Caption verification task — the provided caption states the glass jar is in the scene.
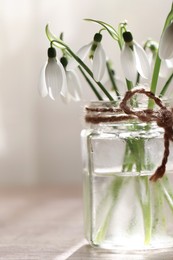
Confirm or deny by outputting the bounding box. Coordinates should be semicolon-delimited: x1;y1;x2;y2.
81;100;173;252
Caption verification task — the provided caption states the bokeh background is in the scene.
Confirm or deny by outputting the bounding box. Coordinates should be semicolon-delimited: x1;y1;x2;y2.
0;0;172;186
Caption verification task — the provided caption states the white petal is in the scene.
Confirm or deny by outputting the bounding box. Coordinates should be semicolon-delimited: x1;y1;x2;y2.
38;63;48;97
92;43;106;82
45;58;65;100
159;60;171;78
146;50;153;67
66;42;92;70
120;45;137;83
133;41;150;79
159;22;173;59
165;58;173;68
77;42;92;60
65;70;82;101
60;79;71;103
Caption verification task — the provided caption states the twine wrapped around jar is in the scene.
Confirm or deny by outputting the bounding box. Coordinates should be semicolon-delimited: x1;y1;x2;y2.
85;88;173;182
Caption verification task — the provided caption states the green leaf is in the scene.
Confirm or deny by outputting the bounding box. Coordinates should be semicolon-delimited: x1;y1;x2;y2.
84;18;119;40
45;24;66;49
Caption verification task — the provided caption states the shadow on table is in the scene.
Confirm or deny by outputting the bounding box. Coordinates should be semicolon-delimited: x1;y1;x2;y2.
68;244;173;260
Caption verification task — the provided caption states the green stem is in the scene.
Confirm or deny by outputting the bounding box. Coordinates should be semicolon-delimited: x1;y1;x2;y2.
122;143;134;172
152;182;166;234
50;39;114;101
123;133;153;245
135;72;140;86
159;71;173;97
126;79;133;90
160;175;173;213
148;55;161;108
65;45;114;101
78;66;103;100
123;138;146;173
97;82;114;101
94;177;125;243
149;3;173;107
136;176;152;245
106;61;120;98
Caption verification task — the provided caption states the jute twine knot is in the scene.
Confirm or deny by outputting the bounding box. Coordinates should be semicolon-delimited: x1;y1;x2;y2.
120;88;173;182
85;88;173;182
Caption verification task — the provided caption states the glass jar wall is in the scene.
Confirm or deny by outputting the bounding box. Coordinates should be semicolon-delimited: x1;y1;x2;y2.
81;101;173;251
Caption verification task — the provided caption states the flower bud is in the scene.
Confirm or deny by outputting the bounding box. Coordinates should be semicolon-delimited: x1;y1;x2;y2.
123;31;133;43
48;47;56;58
94;33;102;42
60;57;68;68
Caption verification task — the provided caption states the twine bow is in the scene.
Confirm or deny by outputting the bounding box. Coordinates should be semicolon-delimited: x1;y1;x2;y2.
85;88;173;182
120;88;173;182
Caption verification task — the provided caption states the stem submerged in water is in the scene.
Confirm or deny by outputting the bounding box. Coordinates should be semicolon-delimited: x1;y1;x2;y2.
94;177;124;243
136;176;152;245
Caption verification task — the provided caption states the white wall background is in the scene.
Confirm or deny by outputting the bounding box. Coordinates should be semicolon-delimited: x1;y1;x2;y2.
0;0;172;186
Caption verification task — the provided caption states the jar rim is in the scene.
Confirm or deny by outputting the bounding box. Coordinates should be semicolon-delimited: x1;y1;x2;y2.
84;96;173;125
87;96;173;107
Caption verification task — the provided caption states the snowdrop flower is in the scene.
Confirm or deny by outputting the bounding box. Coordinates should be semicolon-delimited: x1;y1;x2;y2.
38;47;81;103
145;40;158;67
146;40;173;78
160;59;173;78
120;31;150;83
60;57;82;103
67;33;106;82
38;47;66;100
159;22;173;60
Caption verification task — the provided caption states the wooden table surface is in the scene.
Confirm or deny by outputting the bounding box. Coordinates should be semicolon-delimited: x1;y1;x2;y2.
0;186;173;260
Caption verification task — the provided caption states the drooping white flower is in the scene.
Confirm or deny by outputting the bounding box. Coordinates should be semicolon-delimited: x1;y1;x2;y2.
38;48;81;103
160;59;173;77
159;22;173;60
61;70;82;103
146;41;173;78
67;33;106;82
120;31;150;83
92;42;106;82
38;47;66;100
38;63;48;98
60;57;82;103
